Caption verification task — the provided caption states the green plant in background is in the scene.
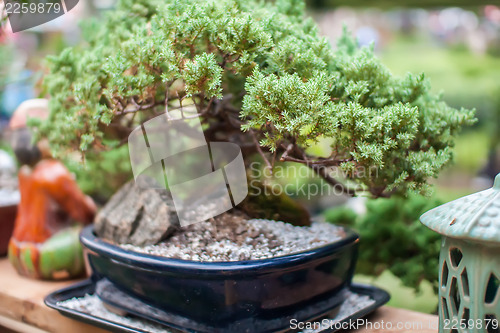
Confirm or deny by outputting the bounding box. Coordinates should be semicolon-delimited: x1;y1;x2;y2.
37;0;474;211
325;194;443;292
63;146;132;203
0;42;13;127
481;88;500;179
307;0;494;8
0;42;12;89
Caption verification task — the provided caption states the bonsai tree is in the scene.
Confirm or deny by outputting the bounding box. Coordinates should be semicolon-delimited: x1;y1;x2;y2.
38;0;475;225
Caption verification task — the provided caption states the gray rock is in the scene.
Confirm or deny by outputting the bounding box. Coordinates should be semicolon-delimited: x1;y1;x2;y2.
95;179;179;246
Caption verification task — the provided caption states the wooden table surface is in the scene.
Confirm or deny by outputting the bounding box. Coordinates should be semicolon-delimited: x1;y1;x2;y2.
0;258;438;333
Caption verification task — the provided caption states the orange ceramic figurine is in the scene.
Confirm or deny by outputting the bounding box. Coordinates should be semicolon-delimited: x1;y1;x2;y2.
7;99;96;279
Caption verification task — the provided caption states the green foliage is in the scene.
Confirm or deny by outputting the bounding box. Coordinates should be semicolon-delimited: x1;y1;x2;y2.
306;0;494;8
242;70;335;149
325;195;443;292
39;0;475;199
63;146;132;201
184;53;222;99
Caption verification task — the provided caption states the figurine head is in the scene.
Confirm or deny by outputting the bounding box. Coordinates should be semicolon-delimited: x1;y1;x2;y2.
8;99;50;166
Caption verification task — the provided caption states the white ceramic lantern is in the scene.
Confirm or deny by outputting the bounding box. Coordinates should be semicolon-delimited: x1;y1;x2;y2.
420;174;500;333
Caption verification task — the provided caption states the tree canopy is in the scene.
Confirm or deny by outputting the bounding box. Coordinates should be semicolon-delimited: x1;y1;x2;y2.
38;0;476;199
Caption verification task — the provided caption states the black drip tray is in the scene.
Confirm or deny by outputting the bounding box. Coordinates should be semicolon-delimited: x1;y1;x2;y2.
96;278;351;333
45;279;390;333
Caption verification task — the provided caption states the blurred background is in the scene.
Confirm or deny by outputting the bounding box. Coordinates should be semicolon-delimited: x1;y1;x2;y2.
1;0;500;314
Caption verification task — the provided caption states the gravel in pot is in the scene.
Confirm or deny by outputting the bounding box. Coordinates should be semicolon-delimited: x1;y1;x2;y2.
81;215;358;332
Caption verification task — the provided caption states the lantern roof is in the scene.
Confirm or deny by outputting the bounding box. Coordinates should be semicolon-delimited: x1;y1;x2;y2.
420;174;500;243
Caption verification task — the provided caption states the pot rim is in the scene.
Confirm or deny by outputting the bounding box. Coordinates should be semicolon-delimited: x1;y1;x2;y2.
80;224;359;274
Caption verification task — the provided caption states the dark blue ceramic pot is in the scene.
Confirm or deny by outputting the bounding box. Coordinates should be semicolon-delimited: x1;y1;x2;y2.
80;225;359;332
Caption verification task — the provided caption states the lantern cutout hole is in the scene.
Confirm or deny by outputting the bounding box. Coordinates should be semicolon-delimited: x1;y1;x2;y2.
450;248;463;268
462;307;470;322
450;277;461;316
442;297;450;320
485;314;499;333
461;268;470;297
485;273;500;304
442;261;449;288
